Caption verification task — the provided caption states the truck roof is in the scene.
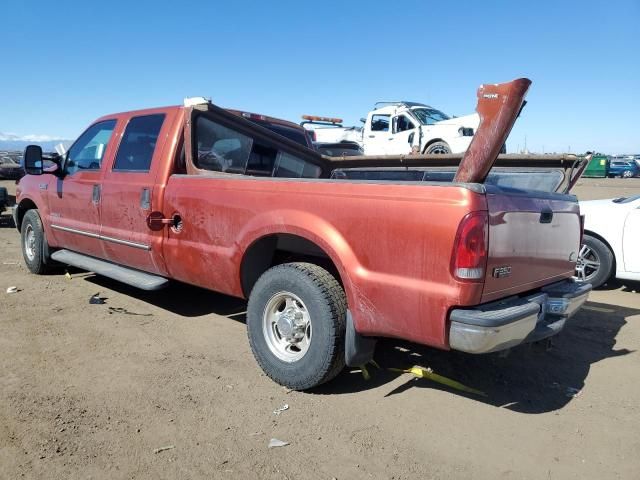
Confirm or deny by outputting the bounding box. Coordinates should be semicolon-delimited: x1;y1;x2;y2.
372;101;439;114
93;104;312;148
373;101;430;109
95;105;303;131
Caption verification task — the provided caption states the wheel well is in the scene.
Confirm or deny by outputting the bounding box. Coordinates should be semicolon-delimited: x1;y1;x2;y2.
240;233;342;298
423;138;446;152
16;199;38;231
584;229;616;271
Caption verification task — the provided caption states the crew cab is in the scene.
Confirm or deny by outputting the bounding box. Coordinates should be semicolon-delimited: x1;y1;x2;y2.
301;100;480;156
14;79;590;390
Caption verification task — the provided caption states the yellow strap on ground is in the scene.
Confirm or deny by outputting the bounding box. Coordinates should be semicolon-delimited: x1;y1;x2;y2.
389;366;487;397
355;360;380;380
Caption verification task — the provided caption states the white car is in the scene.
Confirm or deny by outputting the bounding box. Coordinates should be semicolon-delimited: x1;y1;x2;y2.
302;101;481;156
577;195;640;287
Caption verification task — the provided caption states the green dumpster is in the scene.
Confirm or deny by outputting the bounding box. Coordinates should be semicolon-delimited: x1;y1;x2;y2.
582;154;608;178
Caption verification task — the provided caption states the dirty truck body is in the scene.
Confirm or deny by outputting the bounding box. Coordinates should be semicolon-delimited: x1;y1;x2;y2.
15;79;590;389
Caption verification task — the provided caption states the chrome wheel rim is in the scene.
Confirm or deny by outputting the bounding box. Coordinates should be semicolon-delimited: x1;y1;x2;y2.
428;144;450;154
24;224;36;261
575;244;600;282
262;291;312;362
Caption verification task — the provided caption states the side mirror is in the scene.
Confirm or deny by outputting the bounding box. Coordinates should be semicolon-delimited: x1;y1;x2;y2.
24;145;44;175
408;132;415;144
360;118;366;124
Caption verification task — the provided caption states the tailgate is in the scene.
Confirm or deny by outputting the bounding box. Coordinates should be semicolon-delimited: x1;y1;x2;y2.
482;186;581;303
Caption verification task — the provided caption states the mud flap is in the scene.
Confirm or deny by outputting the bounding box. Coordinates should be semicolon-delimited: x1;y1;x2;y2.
345;310;377;367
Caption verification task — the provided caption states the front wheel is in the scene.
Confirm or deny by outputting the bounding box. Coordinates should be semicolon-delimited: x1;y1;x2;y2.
575;234;614;288
622;170;633;178
246;262;347;390
20;209;52;274
424;141;451;154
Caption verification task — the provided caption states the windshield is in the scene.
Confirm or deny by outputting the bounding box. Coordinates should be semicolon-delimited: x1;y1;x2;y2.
411;108;451;125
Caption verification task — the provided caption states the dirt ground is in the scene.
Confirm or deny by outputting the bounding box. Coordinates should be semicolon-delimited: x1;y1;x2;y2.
1;178;639;480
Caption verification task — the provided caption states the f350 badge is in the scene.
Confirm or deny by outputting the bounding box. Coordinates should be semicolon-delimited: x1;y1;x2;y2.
492;266;512;278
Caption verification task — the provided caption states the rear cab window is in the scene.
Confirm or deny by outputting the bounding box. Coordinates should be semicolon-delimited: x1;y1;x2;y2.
113;114;165;172
370;114;390;132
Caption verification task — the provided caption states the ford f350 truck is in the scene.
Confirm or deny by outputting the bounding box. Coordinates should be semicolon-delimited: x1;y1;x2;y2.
14;79;591;390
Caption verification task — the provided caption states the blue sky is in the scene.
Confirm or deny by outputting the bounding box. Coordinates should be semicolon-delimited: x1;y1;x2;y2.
1;0;638;154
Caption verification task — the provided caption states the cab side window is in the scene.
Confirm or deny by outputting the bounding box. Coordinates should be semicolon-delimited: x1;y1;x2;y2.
370;114;390;132
394;115;415;133
113;114;165;172
194;116;253;173
192;114;322;178
65;120;116;175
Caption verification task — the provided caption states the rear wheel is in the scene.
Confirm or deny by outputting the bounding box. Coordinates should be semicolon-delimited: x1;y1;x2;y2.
424;141;451;154
575;234;614;288
246;262;347;390
21;209;52;274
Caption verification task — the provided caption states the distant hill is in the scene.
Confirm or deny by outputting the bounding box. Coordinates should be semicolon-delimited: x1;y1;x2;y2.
0;132;71;152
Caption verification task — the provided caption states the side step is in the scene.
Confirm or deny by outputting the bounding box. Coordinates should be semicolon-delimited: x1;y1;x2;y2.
51;249;169;291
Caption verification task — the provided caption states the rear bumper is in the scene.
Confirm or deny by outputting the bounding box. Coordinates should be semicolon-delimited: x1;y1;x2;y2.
448;280;591;354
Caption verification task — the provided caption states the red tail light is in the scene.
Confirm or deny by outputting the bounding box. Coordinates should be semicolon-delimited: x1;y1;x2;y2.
451;211;488;281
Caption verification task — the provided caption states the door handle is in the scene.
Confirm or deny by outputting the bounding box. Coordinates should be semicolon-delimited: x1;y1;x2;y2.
388;138;394;141
92;184;101;204
140;188;151;210
368;135;375;138
539;209;554;224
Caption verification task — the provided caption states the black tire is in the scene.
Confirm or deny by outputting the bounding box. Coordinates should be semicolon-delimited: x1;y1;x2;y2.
0;187;7;209
20;209;52;274
424;141;451;154
575;234;614;289
247;262;347;390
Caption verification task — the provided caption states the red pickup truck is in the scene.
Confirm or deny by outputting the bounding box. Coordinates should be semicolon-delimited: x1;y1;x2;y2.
14;79;591;390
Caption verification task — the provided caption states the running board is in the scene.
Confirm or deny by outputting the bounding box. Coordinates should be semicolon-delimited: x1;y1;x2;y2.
51;249;169;291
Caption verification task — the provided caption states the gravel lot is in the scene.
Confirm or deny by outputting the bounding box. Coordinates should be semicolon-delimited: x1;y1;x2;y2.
1;178;639;479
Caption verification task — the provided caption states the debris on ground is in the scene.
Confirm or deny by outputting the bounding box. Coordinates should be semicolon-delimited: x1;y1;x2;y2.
107;306;152;316
389;366;486;397
64;271;72;280
273;404;289;415
268;438;289;448
89;293;107;305
565;387;583;398
153;445;175;454
6;286;18;294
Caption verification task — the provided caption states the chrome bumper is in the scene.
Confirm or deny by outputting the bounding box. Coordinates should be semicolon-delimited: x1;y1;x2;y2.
449;280;591;354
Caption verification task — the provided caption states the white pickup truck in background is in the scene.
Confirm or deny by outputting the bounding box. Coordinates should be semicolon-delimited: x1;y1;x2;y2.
302;101;482;155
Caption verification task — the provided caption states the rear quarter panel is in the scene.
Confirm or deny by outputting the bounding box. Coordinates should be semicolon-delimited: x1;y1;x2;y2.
162;176;487;348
